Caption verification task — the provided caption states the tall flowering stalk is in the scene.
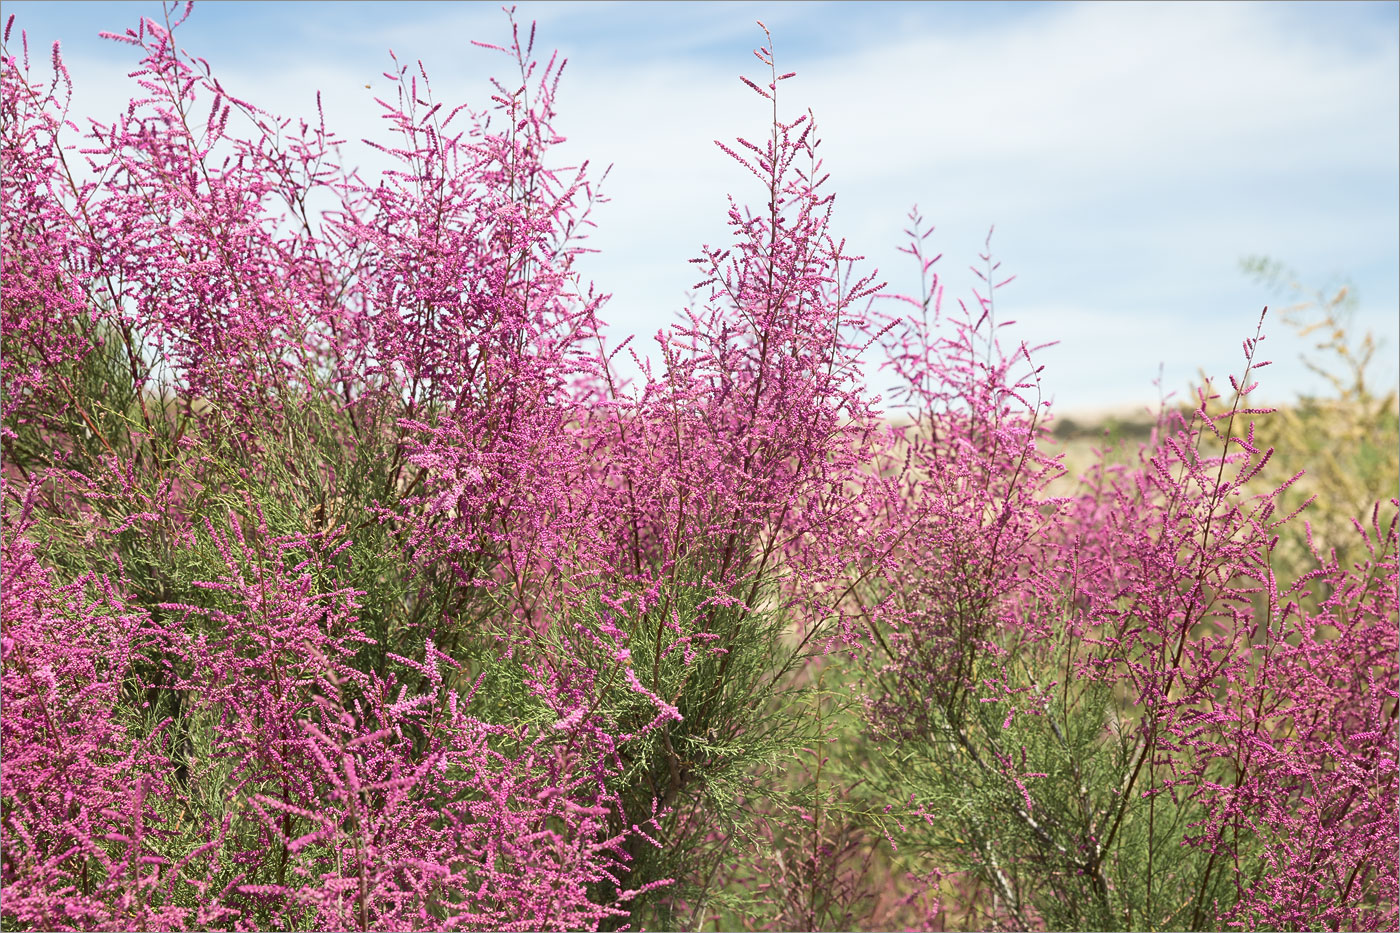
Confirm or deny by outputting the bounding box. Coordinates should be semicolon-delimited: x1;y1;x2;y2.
552;24;892;926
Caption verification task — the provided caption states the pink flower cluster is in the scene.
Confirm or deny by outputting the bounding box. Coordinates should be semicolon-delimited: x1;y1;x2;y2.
2;5;1394;931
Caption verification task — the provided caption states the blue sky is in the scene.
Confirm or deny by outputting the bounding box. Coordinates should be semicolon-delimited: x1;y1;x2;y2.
6;1;1398;414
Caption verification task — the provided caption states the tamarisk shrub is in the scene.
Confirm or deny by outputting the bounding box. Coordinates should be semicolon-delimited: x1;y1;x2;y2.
1;5;885;930
543;24;896;927
3;3;1396;931
852;215;1398;930
1;6;663;929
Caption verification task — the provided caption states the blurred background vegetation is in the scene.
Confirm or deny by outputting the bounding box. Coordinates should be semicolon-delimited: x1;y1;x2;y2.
1047;257;1398;581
